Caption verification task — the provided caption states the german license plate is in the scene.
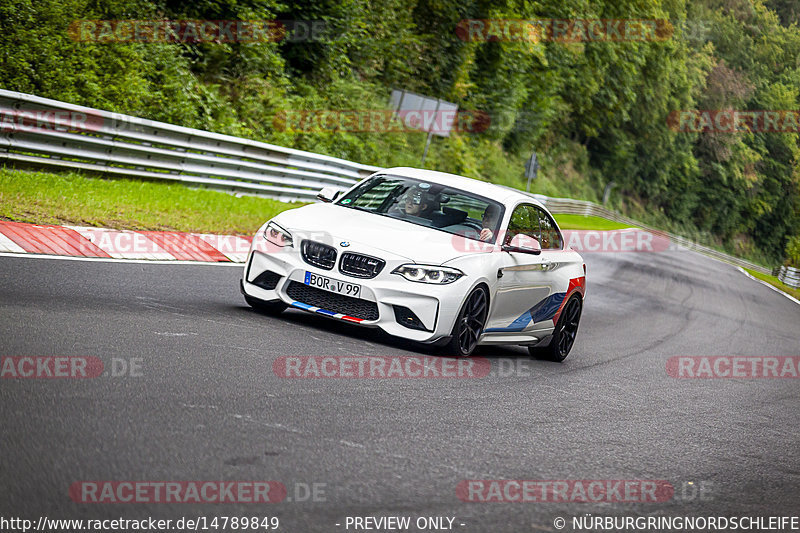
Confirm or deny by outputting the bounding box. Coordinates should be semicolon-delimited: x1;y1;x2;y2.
304;271;362;299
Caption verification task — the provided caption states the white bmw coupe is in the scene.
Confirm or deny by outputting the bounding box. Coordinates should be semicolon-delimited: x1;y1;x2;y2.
241;167;586;360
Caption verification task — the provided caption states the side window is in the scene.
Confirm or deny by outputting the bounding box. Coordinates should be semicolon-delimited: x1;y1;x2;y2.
533;206;563;249
505;204;540;244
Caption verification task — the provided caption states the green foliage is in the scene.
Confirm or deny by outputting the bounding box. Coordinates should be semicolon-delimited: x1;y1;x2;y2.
1;0;799;264
786;235;800;267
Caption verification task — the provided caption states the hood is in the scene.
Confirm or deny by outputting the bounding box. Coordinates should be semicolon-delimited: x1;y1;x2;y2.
273;203;492;264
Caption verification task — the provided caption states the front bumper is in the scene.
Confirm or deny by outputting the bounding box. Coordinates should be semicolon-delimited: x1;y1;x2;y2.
241;242;468;344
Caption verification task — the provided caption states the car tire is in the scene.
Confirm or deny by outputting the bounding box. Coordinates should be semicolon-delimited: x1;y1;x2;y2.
444;286;489;357
529;294;582;362
244;295;287;316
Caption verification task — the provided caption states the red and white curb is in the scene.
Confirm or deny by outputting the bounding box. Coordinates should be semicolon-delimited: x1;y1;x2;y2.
0;221;251;263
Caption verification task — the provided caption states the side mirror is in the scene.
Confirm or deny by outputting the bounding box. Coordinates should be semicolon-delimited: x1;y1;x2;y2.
317;186;340;203
502;233;542;255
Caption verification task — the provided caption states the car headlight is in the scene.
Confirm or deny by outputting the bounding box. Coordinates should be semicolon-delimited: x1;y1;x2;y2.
392;264;464;284
264;221;293;247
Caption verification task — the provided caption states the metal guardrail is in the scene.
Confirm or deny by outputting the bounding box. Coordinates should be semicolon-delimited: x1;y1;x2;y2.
0;89;380;202
778;266;800;288
0;90;775;275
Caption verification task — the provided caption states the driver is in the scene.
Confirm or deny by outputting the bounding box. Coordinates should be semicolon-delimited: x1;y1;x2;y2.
391;187;437;218
480;203;501;241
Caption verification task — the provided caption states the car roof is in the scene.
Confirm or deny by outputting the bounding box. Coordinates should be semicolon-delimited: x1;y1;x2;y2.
374;167;546;209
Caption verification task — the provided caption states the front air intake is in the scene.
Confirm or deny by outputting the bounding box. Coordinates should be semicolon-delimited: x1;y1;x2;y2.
339;253;385;279
301;240;337;270
252;270;281;290
287;281;379;321
393;305;430;331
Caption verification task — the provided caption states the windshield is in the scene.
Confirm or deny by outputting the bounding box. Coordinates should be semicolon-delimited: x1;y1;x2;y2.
336;175;505;244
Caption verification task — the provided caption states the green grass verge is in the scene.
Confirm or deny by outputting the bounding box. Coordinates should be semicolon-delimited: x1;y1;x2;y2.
743;268;800;300
553;214;637;231
0;167;304;235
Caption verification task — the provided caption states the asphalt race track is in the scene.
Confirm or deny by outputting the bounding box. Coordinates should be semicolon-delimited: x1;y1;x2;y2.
1;247;799;532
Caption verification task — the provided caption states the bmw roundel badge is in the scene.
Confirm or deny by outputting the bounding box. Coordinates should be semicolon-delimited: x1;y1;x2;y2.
340;241;350;247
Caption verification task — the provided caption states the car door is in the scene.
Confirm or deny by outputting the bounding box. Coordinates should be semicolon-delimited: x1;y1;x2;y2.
485;203;561;332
